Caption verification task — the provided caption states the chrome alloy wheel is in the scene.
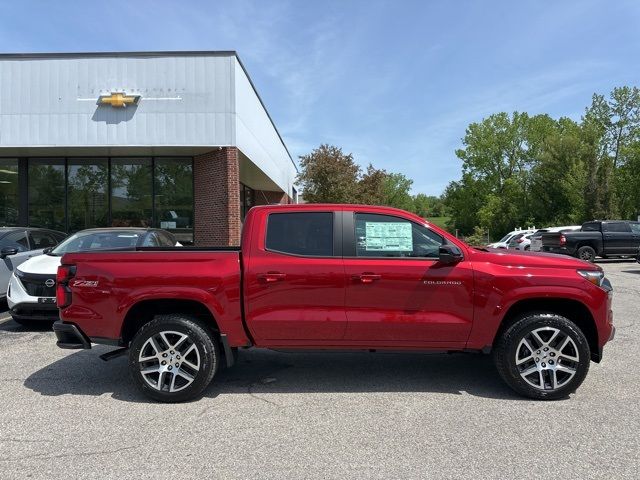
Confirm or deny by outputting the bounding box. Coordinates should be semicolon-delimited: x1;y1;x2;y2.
138;331;201;393
515;327;579;391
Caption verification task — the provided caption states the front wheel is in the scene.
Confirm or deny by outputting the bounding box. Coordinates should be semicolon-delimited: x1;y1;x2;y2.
493;313;590;400
128;314;219;402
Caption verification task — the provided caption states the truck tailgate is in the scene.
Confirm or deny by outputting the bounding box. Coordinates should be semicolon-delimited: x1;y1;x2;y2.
541;232;563;248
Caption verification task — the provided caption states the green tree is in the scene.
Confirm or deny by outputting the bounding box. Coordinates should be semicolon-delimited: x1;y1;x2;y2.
382;173;414;210
357;164;387;204
446;112;555;236
297;144;361;203
584;86;640;218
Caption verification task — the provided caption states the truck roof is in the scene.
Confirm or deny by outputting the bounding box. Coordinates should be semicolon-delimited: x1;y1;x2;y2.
251;203;431;223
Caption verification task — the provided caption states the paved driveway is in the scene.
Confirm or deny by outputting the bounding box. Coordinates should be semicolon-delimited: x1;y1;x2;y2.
0;261;638;479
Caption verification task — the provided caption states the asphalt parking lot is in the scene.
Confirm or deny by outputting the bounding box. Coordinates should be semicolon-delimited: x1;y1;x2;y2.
0;260;638;479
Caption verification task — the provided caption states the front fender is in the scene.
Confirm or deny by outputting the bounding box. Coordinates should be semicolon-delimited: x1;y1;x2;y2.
466;284;601;350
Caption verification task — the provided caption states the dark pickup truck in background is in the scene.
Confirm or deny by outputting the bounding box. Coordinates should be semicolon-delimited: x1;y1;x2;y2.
542;220;640;262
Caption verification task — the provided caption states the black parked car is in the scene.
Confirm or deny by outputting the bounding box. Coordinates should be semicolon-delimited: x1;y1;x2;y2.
541;220;640;262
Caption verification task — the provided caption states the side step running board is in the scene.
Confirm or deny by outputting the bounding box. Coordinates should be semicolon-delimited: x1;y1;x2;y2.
99;347;129;362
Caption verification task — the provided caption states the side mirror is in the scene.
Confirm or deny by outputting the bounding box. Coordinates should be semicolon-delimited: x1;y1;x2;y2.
438;244;463;264
0;247;19;259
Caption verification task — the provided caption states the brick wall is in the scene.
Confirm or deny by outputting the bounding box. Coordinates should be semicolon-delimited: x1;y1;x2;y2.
193;147;241;246
254;190;291;205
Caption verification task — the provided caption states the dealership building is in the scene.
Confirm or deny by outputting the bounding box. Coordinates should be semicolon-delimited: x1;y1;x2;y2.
0;51;298;245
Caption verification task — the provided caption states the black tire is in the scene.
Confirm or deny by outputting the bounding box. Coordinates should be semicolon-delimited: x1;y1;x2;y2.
576;245;596;262
493;313;590;400
128;314;219;403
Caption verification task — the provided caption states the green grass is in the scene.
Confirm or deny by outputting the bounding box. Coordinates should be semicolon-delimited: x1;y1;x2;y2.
425;216;451;230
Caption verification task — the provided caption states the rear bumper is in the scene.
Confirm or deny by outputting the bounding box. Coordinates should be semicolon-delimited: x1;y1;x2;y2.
53;321;92;349
542;246;573;256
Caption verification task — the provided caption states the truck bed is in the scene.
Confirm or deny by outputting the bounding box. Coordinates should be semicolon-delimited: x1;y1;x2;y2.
59;248;248;345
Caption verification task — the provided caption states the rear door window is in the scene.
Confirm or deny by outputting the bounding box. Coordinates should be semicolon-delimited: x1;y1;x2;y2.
266;212;333;256
582;222;601;232
29;231;59;249
157;232;176;246
628;223;640;234
52;231;67;243
141;232;161;247
603;222;631;233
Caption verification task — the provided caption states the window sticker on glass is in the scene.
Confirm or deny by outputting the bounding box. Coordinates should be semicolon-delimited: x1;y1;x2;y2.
365;222;413;251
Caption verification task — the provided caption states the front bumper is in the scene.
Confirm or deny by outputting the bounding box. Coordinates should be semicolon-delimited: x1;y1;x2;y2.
53;321;92;349
10;303;59;322
7;273;59;321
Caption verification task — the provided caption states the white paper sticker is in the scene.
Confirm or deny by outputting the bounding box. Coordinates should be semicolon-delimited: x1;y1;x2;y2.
160;221;177;229
365;222;413;251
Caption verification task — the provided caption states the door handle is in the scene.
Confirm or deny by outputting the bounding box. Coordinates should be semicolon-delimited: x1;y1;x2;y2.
353;273;381;284
257;272;287;283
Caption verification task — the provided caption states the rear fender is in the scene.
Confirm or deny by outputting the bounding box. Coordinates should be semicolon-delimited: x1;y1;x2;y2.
118;287;249;346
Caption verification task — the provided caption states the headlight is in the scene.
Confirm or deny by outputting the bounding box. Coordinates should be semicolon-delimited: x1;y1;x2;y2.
577;270;605;287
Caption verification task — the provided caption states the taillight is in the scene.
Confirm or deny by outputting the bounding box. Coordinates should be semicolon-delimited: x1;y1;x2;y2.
516;238;524;244
559;234;566;246
56;265;76;309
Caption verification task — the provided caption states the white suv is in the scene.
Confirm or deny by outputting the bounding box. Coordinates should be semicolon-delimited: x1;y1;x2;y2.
7;228;178;325
487;228;536;249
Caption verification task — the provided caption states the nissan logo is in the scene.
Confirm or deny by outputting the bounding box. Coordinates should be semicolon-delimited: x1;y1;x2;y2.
45;279;55;288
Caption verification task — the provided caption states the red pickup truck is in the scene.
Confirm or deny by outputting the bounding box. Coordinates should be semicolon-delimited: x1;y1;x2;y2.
53;204;615;402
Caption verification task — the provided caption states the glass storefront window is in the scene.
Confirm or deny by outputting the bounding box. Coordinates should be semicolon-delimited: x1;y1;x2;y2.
111;158;152;227
154;158;193;243
67;158;109;231
0;159;19;226
28;158;65;231
240;184;255;220
11;157;194;234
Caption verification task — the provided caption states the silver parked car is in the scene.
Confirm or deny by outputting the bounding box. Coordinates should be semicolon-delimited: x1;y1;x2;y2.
0;227;66;299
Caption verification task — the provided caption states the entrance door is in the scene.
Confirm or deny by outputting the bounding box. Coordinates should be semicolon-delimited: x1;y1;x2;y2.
244;210;347;343
343;212;474;345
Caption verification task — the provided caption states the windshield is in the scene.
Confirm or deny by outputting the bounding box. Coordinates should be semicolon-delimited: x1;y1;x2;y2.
50;230;142;256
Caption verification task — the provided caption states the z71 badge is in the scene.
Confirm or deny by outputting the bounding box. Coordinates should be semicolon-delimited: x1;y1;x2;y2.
71;280;99;288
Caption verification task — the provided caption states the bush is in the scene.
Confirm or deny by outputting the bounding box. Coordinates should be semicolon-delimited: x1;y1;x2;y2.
463;226;489;247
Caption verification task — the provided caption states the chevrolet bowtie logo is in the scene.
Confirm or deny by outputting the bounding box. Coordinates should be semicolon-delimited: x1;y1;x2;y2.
99;92;140;108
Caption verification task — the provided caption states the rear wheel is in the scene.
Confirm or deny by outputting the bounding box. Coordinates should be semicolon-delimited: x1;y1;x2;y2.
128;314;219;403
493;313;590;400
576;245;596;262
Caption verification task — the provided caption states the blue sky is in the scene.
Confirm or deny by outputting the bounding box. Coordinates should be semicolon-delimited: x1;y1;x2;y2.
1;0;639;195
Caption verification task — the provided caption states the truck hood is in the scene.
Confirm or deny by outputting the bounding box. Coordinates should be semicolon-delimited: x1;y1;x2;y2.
471;247;598;270
15;253;61;275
